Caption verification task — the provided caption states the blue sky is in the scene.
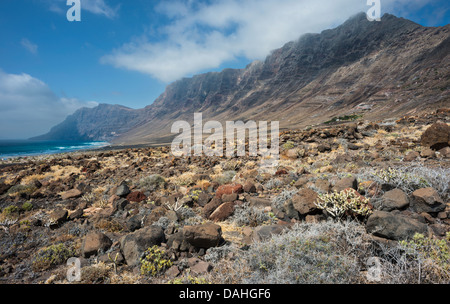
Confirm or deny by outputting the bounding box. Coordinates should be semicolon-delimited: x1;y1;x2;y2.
0;0;448;139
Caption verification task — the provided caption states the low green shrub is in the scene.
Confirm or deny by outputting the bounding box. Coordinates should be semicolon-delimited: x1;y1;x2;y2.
21;202;33;212
140;245;173;277
398;233;450;283
32;243;75;272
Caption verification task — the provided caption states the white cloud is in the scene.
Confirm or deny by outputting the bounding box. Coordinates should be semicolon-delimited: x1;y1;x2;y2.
83;0;120;19
101;0;368;82
21;38;38;55
0;70;98;139
101;0;436;83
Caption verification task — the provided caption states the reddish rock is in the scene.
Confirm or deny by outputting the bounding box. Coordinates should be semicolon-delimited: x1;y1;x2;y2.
291;188;319;215
222;193;238;202
209;202;236;222
380;189;409;211
144;206;166;225
215;183;243;198
49;208;68;226
202;198;223;219
358;180;381;197
411;187;446;214
404;151;419;162
183;223;223;249
82;231;112;258
314;179;331;193
333;176;358;192
108;195;120;204
420;148;435;158
166;265;181;278
439;146;450;158
190;260;213;275
243;181;256;193
420;122;450;150
68;208;84;220
275;169;288;175
126;191;147;203
60;188;82;200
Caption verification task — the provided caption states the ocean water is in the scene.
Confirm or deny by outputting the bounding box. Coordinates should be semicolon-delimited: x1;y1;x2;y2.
0;140;110;159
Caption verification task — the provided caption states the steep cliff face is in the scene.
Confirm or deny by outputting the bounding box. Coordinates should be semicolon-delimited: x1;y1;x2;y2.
31;104;144;141
35;13;450;144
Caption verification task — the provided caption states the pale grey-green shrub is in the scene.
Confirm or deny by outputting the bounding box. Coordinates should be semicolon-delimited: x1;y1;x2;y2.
271;189;298;210
230;203;275;227
214;171;237;185
357;164;449;199
139;174;166;191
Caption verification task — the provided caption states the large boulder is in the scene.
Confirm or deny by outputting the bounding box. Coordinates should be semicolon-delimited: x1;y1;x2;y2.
183;223;223;249
366;211;428;241
120;226;166;266
411;187;446;214
291;188;319;215
82;231;112;258
379;189;409;211
202;197;223;219
215;183;243;199
420;122;450;150
167;230;192;252
49;208;68;226
209;202;236;222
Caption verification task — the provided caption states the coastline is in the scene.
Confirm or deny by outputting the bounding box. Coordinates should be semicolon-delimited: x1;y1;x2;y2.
0;141;174;168
0;141;112;162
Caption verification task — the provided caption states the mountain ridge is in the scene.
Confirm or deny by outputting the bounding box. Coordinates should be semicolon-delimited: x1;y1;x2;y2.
34;12;450;144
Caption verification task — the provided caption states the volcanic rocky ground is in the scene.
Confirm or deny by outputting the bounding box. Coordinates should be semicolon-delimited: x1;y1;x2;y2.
0;109;449;284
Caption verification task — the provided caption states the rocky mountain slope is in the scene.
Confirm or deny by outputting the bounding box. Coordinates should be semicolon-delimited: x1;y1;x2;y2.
35;13;450;144
31;104;145;142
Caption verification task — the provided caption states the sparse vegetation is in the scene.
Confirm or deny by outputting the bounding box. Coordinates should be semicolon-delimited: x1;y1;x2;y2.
7;184;38;196
230;203;276;227
315;189;373;220
271;189;298;210
79;262;113;284
358;164;449;199
170;172;196;186
139;174;166;191
209;221;369;284
324;114;363;125
264;178;284;190
140;245;173;277
32;243;75;272
398;233;450;283
21;201;33;212
282;141;295;150
213;170;236;185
